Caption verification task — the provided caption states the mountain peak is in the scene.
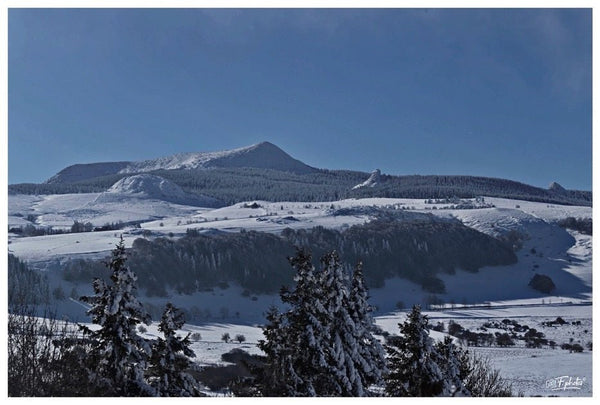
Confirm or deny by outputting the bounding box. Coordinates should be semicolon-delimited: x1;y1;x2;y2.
548;181;566;192
45;142;316;183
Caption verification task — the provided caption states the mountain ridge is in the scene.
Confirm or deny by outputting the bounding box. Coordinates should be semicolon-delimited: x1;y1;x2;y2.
11;142;591;206
46;141;316;184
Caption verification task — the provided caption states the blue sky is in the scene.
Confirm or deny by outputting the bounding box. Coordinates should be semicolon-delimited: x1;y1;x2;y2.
8;8;592;189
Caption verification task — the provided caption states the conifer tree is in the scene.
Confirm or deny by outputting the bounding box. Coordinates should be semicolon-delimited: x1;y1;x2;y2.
348;261;387;390
148;303;202;396
319;252;386;396
257;248;334;396
281;248;331;396
79;236;154;396
257;306;303;396
257;249;385;396
318;251;355;395
435;336;471;396
384;305;445;396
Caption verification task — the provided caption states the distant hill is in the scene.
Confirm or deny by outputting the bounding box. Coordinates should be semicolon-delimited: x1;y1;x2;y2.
9;142;591;206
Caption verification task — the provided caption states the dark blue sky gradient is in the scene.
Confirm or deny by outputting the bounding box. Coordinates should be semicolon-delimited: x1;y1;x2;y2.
8;9;592;189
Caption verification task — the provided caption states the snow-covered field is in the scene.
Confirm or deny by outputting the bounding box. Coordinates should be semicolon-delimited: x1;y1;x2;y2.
8;193;593;396
8;194;592;314
126;301;591;397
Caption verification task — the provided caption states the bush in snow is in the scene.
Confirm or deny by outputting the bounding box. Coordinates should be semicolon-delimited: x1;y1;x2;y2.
528;274;556;294
463;354;513;397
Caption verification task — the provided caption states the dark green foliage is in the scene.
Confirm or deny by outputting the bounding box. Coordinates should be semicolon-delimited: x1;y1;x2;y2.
349;174;591;206
283;220;517;290
197;363;254;392
385;307;513;397
495;333;515;347
384;305;446;396
528;274;556;294
65;219;516;297
561;343;584;353
9;172;129;194
10;165;591;206
71;220;93;233
255;249;385;396
147;303;202;396
8;254;50;308
434;337;471;396
128;230;295;295
62;258;108;284
557;217;592;235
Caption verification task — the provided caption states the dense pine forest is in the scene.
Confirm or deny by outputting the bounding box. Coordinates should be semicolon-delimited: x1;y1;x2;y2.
60;218;516;297
9;166;592;206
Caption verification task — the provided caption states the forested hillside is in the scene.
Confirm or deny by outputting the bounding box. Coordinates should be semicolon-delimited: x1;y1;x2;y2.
62;218;516;297
10;166;591;206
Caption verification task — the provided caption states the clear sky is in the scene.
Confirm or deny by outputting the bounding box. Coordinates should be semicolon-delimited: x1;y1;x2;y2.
8;8;592;190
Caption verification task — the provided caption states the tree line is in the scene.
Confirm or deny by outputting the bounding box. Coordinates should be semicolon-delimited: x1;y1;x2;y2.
10;166;591;206
61;219;516;297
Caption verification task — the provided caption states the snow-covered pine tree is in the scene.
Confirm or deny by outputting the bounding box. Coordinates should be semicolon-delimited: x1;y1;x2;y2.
258;248;331;396
257;249;385;397
384;305;445;397
318;251;386;396
256;306;303;396
434;336;471;396
318;251;355;396
148;303;202;396
348;261;386;391
79;236;154;396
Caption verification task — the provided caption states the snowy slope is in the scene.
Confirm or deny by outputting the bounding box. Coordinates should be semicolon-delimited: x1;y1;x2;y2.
9;195;591;309
95;174;221;207
122;141;316;174
8;192;208;230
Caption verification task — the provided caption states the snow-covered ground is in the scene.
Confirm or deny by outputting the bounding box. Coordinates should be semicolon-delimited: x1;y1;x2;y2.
9;194;592;312
7;193;593;396
125;301;591;397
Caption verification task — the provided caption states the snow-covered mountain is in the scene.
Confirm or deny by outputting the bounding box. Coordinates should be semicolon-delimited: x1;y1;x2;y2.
352;169;381;190
46;142;316;184
94;174;221;207
121;141;315;174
